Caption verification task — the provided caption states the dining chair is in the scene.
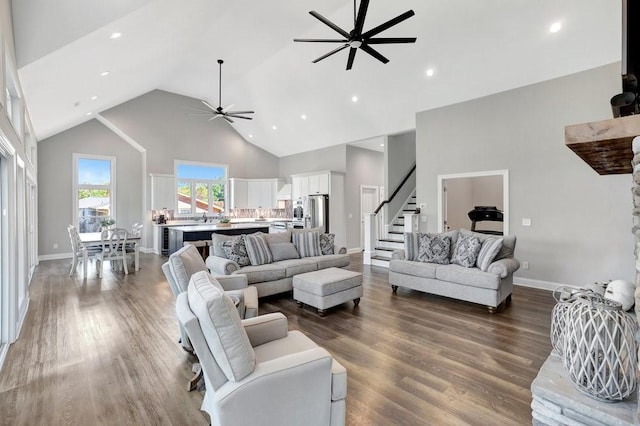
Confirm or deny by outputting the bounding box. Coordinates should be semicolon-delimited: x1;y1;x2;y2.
67;225;89;278
95;228;129;278
125;223;143;271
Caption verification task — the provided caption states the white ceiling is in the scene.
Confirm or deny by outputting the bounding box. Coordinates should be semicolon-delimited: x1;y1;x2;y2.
13;0;621;157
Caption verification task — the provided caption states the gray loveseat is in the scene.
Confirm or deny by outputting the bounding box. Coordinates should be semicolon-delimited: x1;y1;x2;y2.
389;229;520;312
206;227;350;298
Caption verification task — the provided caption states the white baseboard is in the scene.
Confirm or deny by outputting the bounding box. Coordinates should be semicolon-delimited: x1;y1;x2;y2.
39;252;72;261
514;277;577;292
0;343;8;373
347;247;363;254
16;297;29;340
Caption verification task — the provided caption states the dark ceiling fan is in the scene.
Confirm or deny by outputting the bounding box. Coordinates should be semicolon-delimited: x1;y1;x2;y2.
294;0;416;70
186;59;254;123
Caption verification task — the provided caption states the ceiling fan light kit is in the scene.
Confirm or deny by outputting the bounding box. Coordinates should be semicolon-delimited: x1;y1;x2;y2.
294;0;416;70
186;59;254;123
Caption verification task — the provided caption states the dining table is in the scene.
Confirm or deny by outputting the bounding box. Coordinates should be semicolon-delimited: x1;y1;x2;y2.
79;231;142;273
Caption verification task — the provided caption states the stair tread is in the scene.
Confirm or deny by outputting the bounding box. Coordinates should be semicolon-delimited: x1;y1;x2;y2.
378;239;403;243
371;256;390;261
375;247;395;252
388;231;403;234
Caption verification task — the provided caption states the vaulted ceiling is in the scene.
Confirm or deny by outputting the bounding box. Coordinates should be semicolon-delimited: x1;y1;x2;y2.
13;0;620;157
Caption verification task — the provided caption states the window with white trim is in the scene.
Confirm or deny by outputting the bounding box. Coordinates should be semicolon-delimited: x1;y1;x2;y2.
73;154;116;233
175;161;227;215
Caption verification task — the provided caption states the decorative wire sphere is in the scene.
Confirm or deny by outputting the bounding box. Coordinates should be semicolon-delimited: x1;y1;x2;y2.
562;293;638;402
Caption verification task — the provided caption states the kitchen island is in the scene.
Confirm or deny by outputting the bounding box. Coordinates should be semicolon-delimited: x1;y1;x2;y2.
167;222;271;255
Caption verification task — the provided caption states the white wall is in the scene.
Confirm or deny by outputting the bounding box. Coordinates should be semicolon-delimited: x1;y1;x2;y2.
416;62;633;287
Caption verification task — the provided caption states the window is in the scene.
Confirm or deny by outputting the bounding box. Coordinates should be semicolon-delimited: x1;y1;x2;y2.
73;154;116;233
175;161;227;215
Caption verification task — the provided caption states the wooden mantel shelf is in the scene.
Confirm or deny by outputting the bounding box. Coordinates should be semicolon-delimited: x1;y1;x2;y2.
565;115;640;175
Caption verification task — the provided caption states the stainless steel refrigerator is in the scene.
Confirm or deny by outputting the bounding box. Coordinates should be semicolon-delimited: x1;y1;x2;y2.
305;194;329;232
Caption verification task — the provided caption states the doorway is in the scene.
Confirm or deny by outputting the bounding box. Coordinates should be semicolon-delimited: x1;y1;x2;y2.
437;170;509;235
360;185;380;249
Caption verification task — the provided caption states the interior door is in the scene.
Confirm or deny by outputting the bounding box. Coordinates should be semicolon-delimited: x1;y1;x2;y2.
360;186;379;249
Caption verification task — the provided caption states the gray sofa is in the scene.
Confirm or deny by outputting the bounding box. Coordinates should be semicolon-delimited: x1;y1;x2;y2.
206;228;350;298
389;229;520;312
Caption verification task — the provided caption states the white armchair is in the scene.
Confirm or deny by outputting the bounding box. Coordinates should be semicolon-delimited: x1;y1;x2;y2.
176;271;347;426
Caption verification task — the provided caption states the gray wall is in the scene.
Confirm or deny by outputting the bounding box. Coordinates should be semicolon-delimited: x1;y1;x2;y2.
385;131;416;222
416;62;634;286
278;144;346;178
345;146;384;250
38;120;142;256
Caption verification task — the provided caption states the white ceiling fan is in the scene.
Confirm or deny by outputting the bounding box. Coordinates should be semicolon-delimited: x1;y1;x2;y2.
186;59;254;123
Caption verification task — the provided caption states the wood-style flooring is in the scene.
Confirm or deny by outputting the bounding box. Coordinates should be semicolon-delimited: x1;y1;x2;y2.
0;253;555;425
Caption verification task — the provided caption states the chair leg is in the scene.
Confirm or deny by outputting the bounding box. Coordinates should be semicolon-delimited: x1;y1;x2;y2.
135;244;140;272
97;259;102;278
83;251;88;279
69;255;78;277
122;253;128;275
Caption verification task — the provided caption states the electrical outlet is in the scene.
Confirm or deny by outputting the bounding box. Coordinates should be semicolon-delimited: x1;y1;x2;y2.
53;243;58;249
421;215;427;223
522;261;529;270
348;213;352;219
522;218;531;227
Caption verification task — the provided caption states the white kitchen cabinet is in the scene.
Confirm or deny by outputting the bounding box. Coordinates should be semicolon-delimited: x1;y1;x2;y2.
292;176;303;201
229;178;249;209
308;173;329;195
150;173;175;210
231;178;282;209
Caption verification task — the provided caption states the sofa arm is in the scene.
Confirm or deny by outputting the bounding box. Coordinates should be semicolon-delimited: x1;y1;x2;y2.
488;257;521;278
206;255;239;275
214;274;248;291
391;249;406;260
242;313;288;347
338;247;347;254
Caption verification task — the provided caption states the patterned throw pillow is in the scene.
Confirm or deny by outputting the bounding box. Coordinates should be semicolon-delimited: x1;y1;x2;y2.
450;233;482;268
416;234;451;264
244;234;273;266
319;233;335;255
221;236;250;266
292;231;322;258
476;237;504;271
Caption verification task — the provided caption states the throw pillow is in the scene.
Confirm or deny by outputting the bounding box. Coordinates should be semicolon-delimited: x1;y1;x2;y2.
404;232;420;261
244;234;273;266
212;234;237;258
416;234;451;264
319;233;335;255
476;237;504;271
450;233;482;268
221;236;251;267
269;242;300;261
292;231;322;258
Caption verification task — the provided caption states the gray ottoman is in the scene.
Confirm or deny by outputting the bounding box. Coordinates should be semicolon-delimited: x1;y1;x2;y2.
293;267;363;316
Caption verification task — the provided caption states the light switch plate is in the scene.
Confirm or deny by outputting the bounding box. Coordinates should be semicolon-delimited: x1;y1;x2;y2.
522;218;531;227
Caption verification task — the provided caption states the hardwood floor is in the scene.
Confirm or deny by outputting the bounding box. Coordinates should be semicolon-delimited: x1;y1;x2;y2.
0;253;555;425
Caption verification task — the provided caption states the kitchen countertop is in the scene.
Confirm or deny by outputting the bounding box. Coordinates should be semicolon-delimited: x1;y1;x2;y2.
168;223;272;232
154;218;291;227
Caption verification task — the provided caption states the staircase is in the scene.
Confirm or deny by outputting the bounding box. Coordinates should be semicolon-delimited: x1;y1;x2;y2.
370;192;416;268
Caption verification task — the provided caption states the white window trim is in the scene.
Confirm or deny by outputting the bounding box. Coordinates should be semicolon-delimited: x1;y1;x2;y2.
174;160;228;216
72;153;116;231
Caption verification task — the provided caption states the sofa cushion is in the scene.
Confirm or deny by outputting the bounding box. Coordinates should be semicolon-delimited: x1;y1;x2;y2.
435;264;501;290
221;236;251;267
405;230;458;261
212;233;236;258
275;258;318;277
260;230;292;245
451;233;482;268
459;229;516;260
269;242;300;261
417;233;451;264
244;234;273;266
187;271;255;382
293;231;322;258
232;264;287;284
315;254;350;269
476;237;504;271
389;259;439;279
319;233;335;255
168;244;208;292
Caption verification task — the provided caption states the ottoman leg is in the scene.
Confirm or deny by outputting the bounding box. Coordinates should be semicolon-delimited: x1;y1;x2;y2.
318;309;326;317
391;285;398;293
353;298;360;306
296;301;303;308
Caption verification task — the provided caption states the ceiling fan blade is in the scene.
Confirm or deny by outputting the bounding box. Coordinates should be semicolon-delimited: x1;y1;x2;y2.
294;38;348;43
223;116;234;123
226;110;254;115
346;47;358;70
222;104;235;113
360;44;389;64
226;115;253;120
354;0;370;35
183;106;212;113
201;100;218;111
367;37;417;44
312;44;350;63
208;115;222;121
362;10;415;39
309;11;351;39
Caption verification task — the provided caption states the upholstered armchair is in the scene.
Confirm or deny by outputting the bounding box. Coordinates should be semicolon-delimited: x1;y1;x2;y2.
162;244;258;351
176;271;347;426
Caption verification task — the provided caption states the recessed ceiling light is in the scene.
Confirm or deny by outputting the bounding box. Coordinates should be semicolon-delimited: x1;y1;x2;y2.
248;134;253;138
86;112;93;116
272;125;277;130
549;21;562;33
352;95;358;103
100;71;110;77
380;143;385;147
426;68;435;77
110;32;122;39
90;95;98;101
301;114;307;120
